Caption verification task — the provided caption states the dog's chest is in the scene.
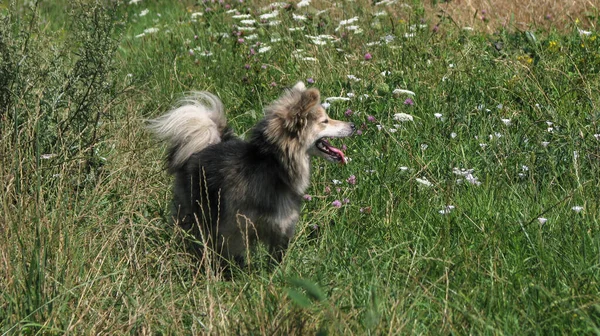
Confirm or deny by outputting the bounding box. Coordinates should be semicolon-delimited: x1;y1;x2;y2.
270;197;300;238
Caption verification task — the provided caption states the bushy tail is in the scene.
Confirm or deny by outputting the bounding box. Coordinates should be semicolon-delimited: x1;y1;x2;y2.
149;92;227;170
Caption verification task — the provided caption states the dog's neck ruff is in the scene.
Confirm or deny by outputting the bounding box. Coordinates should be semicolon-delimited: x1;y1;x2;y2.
249;129;311;196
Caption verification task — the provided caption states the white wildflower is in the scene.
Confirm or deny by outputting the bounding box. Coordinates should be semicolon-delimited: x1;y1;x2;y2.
237;26;256;31
450;132;457;138
347;75;361;82
439;205;456;215
240;19;256;25
541;141;550;147
289;27;305;32
40;154;57;160
501;118;512;126
139;9;149;16
262;2;287;10
434;113;442;119
129;0;142;4
465;174;481;186
325;97;351;102
578;28;592;36
260;11;279;20
321;101;330;108
335;16;359;31
332;179;342;185
393;113;414;122
144;27;159;34
191;12;203;18
538;217;547;225
293;13;307;21
415;177;433;187
392;88;415;96
297;0;311;7
572;206;584;213
232;14;252;19
258;46;271;53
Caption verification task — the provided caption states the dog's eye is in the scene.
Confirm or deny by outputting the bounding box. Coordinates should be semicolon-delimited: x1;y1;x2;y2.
322;119;329;124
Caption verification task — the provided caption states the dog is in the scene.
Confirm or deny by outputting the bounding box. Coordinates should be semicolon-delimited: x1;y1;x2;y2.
150;82;354;266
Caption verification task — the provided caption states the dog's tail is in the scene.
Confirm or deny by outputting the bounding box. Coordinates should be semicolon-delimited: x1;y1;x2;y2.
149;92;227;171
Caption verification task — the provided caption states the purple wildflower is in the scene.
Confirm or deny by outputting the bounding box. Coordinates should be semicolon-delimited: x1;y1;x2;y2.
237;38;245;44
345;109;353;117
332;200;342;208
307;77;315;84
303;194;312;201
404;98;414;106
364;53;372;60
343;198;350;204
347;175;356;185
367;115;376;122
244;64;250;69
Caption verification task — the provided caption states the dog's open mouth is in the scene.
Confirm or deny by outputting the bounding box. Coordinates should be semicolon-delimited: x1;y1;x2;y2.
316;138;346;164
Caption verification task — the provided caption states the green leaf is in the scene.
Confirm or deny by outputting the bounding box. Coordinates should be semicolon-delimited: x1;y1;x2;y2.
288;277;326;302
286;288;312;308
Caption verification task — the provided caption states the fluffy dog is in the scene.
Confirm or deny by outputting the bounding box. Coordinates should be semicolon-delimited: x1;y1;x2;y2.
150;82;354;265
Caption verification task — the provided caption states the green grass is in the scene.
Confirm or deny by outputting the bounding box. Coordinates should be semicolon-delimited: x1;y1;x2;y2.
1;0;599;334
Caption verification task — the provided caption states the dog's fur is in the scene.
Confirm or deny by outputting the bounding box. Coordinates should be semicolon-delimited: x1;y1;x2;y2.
150;82;354;264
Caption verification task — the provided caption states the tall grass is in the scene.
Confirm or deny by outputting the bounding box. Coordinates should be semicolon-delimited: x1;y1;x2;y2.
1;0;599;334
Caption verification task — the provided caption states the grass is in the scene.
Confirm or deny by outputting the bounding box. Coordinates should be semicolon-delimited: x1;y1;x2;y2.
1;0;599;334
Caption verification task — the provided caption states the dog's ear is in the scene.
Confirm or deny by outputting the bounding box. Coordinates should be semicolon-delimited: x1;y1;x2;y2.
279;88;320;134
292;81;306;91
296;88;320;116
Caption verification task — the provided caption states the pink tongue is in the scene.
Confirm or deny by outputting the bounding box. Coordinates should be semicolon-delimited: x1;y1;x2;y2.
326;143;346;164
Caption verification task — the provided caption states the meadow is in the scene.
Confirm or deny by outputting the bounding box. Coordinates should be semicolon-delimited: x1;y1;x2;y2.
1;0;599;334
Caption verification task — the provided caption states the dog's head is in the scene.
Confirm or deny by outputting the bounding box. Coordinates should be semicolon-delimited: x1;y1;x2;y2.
264;82;355;163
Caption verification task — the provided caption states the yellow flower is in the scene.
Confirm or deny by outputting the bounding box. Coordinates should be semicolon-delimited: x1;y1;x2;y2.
517;55;533;64
575;18;580;24
548;40;558;51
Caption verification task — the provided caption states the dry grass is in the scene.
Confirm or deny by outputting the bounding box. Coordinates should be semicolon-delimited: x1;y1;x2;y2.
426;0;598;32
